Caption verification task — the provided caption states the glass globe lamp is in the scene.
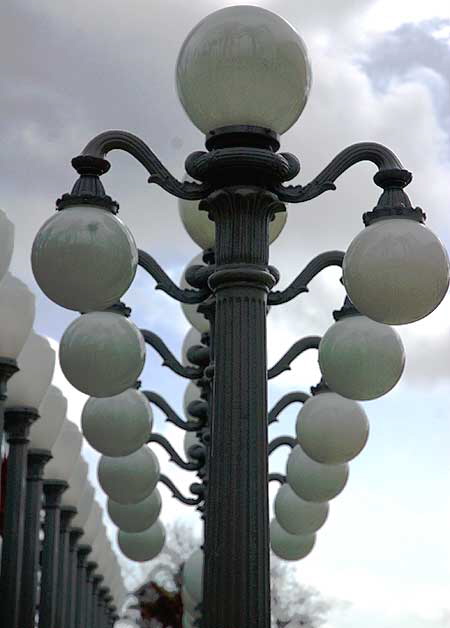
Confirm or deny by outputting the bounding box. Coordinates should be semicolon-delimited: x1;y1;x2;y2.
29;385;67;450
0;273;35;360
176;5;312;134
287;445;349;503
32;205;138;312
6;332;55;409
62;457;88;508
182;587;199;616
98;446;160;505
183;382;202;423
319;313;405;400
118;520;165;562
183;548;203;602
82;388;153;456
184;430;201;461
182;327;202;366
107;489;162;533
343;218;449;325
270;519;315;561
274;484;329;535
296;392;369;464
44;419;82;481
72;482;95;529
81;500;102;545
0;209;14;283
180;254;209;333
59;312;145;397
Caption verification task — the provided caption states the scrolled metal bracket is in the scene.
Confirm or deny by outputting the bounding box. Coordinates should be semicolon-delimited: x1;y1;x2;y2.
268;392;310;425
140;330;202;380
148;434;202;471
268;436;297;456
138;250;210;304
142;391;205;431
268;250;344;305
158;474;203;506
80;130;212;200
268;336;321;379
268;473;286;486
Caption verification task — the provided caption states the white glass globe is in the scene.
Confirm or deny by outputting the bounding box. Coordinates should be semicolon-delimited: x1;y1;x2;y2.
176;5;311;134
59;312;145;397
107;489;162;533
296;392;369;465
183;549;203;602
319;314;405;400
81;500;102;545
62;458;88;507
44;420;82;481
29;385;67;450
343;219;450;325
287;445;349;503
0;273;35;360
98;446;160;505
72;482;95;528
0;210;14;283
183;382;202;423
182;587;199;616
6;332;55;409
274;484;329;535
270;519;315;561
180;254;209;333
182;327;202;366
118;520;165;562
179;176;288;249
32;205;138;312
82;388;153;457
184;431;201;462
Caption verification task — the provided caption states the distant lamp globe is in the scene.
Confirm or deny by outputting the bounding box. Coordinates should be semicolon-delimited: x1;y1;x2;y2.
0;273;35;360
31;205;138;312
180;254;209;333
30;385;67;450
59;311;145;397
0;209;14;283
183;549;203;602
176;5;311;134
296;392;369;464
118;520;165;562
274;484;329;536
319;311;405;400
82;388;153;456
183;382;202;423
287;445;349;503
98;446;160;505
107;489;162;533
270;519;315;561
44;420;83;482
343;218;449;325
182;327;202;366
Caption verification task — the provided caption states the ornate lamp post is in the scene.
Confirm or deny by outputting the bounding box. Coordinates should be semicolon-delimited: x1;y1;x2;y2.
31;6;449;627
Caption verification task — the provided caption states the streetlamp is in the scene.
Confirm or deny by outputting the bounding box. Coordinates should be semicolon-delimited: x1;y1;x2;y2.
31;5;449;627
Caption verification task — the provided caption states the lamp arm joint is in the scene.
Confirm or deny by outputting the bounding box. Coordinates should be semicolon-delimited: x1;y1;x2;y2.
268;336;321;379
140;330;202;380
142;391;205;431
268;392;310;424
268;436;297;456
148;434;202;471
158;474;203;506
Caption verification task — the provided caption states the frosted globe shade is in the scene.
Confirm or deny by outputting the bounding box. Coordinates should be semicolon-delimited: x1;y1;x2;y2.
270;519;315;561
82;388;153;457
44;420;82;481
274;484;329;535
81;500;102;545
183;548;203;602
30;385;67;450
176;5;311;134
182;614;196;628
180;255;209;333
62;458;88;507
182;588;199;616
0;209;14;282
90;525;108;563
118;520;165;562
98;446;160;505
60;312;145;397
184;431;202;461
343;219;449;325
32;205;138;312
0;273;35;360
182;327;202;366
183;382;202;423
179;176;288;249
296;392;369;464
319;314;405;400
6;332;55;409
72;482;95;528
107;489;162;533
287;445;349;502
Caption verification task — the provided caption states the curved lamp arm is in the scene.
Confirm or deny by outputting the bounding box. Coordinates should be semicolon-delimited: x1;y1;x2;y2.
268;251;344;305
142;391;205;431
268;473;286;486
141;330;202;380
268;436;296;456
138;250;210;304
268;392;310;425
147;434;203;471
158;474;203;506
81;130;212;200
273;142;405;203
268;336;321;379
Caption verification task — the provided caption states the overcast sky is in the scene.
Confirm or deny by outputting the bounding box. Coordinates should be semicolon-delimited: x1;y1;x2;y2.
2;1;450;627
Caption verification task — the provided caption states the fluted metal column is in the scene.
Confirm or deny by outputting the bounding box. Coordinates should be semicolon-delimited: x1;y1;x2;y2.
85;561;98;627
55;505;77;627
38;479;68;628
97;586;109;628
92;574;104;628
67;527;83;628
74;544;91;628
0;407;38;628
202;188;284;628
20;448;52;628
0;357;18;505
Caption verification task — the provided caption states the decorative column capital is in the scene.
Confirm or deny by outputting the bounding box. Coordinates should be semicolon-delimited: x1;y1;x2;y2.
69;526;84;548
60;505;77;531
0;357;18;401
4;406;39;443
77;544;91;567
43;479;68;507
27;448;52;479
